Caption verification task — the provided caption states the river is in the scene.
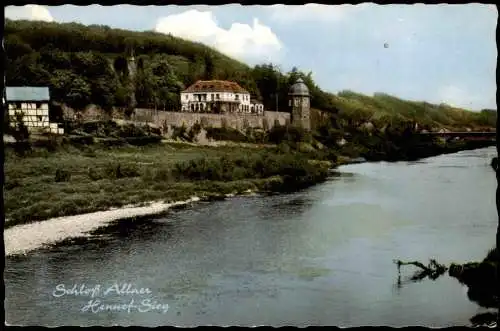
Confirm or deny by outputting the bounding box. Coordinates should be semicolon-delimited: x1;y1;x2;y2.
4;147;498;327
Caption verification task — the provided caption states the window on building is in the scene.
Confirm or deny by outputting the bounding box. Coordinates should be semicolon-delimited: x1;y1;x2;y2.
235;94;239;100
216;94;220;100
36;102;42;109
16;102;21;109
211;94;214;101
185;95;189;100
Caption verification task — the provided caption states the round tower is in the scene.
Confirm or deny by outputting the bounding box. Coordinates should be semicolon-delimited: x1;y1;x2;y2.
288;78;310;130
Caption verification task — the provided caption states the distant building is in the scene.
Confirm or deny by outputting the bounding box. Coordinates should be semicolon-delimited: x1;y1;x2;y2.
288;78;311;130
180;80;264;114
5;86;64;134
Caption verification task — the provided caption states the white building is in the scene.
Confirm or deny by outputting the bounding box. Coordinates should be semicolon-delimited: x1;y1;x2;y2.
5;86;64;134
180;80;264;114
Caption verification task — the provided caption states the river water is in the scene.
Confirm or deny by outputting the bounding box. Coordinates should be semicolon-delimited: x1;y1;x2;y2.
5;147;498;327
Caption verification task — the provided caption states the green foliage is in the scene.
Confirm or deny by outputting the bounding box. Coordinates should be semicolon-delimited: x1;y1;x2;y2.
205;127;249;142
55;168;71;182
171;124;188;140
4;19;494;131
188;122;202;141
171;152;328;190
267;124;311;145
10;112;32;156
103;163;140;179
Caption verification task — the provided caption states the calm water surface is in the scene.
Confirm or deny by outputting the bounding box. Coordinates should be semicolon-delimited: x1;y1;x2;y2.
5;147;498;326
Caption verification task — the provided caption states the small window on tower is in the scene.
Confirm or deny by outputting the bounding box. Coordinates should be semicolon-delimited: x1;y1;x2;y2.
294;99;299;106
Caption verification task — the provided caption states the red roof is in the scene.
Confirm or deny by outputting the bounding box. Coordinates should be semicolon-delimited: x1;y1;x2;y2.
182;80;249;94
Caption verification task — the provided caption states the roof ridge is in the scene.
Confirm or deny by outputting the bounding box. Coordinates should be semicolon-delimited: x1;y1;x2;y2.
182;80;249;94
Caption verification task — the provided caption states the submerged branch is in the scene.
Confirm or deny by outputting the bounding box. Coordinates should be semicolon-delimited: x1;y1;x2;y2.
393;258;448;281
394;249;499;310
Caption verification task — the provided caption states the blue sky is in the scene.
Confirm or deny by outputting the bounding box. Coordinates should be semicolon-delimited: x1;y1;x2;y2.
5;4;498;111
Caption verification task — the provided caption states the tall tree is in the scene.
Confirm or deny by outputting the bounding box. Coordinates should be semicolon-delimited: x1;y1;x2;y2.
203;51;215;80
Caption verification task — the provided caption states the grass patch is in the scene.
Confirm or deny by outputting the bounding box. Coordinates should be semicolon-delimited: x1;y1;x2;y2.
4;142;332;228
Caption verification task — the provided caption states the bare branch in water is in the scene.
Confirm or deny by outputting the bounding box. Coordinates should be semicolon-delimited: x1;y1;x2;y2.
393;258;448;282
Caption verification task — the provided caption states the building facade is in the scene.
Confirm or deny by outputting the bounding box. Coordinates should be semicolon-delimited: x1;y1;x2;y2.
5;86;64;134
180;80;264;115
288;78;311;130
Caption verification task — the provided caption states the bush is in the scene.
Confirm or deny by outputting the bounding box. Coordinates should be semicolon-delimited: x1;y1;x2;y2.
164;151;329;190
32;135;60;152
68;135;94;145
82;146;97;157
188;122;202;141
55;168;71;182
205;127;249;142
152;168;174;182
267;124;311;145
125;136;162;146
88;167;103;180
277;142;291;154
104;163;140;179
5;179;21;190
10;112;32;156
172;124;188;140
118;123;147;137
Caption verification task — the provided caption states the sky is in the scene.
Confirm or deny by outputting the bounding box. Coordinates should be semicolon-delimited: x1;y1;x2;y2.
5;4;498;111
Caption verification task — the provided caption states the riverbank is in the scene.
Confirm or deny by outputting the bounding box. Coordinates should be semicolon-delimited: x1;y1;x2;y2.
339;129;496;162
5;134;493;228
4;141;332;230
4;197;202;256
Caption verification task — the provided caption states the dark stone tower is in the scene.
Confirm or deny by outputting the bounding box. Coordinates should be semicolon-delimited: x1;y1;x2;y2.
288;78;311;130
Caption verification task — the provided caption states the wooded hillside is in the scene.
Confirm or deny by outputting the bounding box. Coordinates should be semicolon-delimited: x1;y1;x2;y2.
4;19;496;130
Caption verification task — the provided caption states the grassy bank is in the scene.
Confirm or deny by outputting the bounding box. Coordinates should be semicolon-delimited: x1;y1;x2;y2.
4;141;331;228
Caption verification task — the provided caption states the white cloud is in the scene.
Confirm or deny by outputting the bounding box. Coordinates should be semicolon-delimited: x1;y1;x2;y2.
5;5;54;22
154;9;283;63
268;4;368;23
